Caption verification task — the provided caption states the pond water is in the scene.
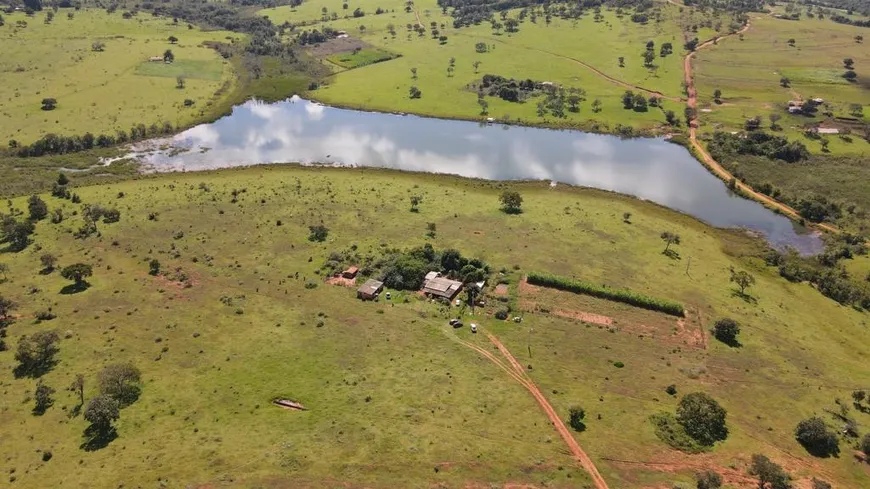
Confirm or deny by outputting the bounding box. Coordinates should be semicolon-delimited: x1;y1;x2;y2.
128;96;822;253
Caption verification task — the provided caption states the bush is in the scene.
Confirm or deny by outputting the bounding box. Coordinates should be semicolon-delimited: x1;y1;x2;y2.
860;433;870;456
308;225;329;242
494;308;510;320
676;392;728;446
696;470;722;489
568;406;586;432
794;417;839;457
666;384;677;396
712;318;740;346
526;272;684;316
649;412;709;453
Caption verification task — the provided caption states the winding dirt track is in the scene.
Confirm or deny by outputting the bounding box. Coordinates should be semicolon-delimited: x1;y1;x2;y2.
682;21;841;234
452;331;610;489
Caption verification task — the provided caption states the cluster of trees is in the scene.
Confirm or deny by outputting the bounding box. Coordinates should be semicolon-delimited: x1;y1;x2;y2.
707;131;809;163
296;27;339;45
621;90;661;112
439;0;662;29
764;236;870;308
533;86;590;118
16;122;177;157
478;74;542;102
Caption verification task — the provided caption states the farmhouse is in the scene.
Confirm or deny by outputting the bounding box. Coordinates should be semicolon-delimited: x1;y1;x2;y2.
357;279;384;300
421;272;463;300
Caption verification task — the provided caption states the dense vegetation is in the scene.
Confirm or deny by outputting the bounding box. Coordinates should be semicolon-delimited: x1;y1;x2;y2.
526;271;685;316
707;132;809;164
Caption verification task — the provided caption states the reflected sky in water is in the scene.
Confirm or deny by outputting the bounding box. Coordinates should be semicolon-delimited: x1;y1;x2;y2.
133;96;822;253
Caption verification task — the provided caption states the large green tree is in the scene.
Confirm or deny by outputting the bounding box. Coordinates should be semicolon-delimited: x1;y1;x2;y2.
98;362;142;406
794;417;839;457
676;392;728;445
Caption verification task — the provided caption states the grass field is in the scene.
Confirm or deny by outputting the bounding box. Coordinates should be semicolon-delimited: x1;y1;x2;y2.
694;13;870;155
0;9;241;145
326;47;398;69
2;166;869;488
261;0;724;132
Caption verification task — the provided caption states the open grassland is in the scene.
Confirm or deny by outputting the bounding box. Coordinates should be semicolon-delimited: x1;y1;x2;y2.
2;166;870;488
694;14;870;155
261;0;722;132
0;9;241;145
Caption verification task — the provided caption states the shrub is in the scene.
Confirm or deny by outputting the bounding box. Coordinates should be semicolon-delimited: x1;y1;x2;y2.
568;406;586;432
526;272;684;316
494;308;510;320
676;392;728;446
696;470;722;489
308;225;329;242
712;318;740;346
794;417;839;457
649;412;708;453
860;433;870;456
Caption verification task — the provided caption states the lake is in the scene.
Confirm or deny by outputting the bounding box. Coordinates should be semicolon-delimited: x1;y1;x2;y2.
127;96;823;253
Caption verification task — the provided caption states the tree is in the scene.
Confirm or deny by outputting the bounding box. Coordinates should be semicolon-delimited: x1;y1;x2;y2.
749;454;791;489
713;88;722;104
729;268;755;296
478;98;489;115
0;262;7;281
24;0;42;11
856;35;864;43
410;195;422;212
34;380;55;414
618;56;625;67
15;330;60;376
70;374;85;406
567;94;581;112
843;57;854;69
660;231;680;253
568;406;586;432
61;263;93;286
57;173;69;185
695;470;722;489
28;195;48;220
853;390;867;403
41;98;58;110
843;70;857;81
176;76;185;89
409;86;422;99
308;225;329;242
91;40;105;52
499;190;523;214
84;394;120;435
0;294;15;323
676;392;728;445
163;49;174;62
643;50;655;68
811;478;831;489
168;35;178;44
591;99;602;113
780;76;790;88
410;67;417;79
794;417;839;457
2;218;35;251
861;433;870;457
99;362;142;406
712;318;740;346
622;212;632;223
472;60;481;73
769;113;781;130
744;116;762;131
40;253;57;272
148;259;161;276
475;42;487;53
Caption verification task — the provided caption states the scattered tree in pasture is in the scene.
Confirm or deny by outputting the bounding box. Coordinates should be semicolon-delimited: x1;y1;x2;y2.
780;76;790;87
695;470;722;489
861;433;870;457
475;42;487;53
0;294;15;322
15;330;60;377
853;390;866;403
308;225;329;242
99;362;142;406
40;253;57;272
478;98;488;115
676;392;728;445
168;35;178;44
787;38;795;46
768;113;781;130
473;60;481;73
568;406;586;432
729;268;755;296
426;222;436;238
665;110;679;126
84;394;120;436
712;318;740;346
61;263;93;286
843;57;854;69
618;56;625;67
149;259;161;276
622;212;632;223
843;70;857;82
713;88;722;103
855;35;863;43
749;454;791;489
591;98;602;113
744;115;762;131
794;417;839;457
409;86;422;99
70;374;85;407
660;231;680;253
410;67;417;79
2;218;35;251
28;195;48;220
163;49;174;62
41;98;57;111
33;380;55;414
410;195;422;212
499;190;523;214
176;76;185;89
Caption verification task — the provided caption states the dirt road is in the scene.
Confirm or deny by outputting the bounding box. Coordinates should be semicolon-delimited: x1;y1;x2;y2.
681;22;841;234
452;331;610;489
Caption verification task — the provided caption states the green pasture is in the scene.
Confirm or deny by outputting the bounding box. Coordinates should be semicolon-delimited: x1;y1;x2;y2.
262;0;720;132
0;9;241;145
693;14;870;155
326;47;397;69
1;166;868;488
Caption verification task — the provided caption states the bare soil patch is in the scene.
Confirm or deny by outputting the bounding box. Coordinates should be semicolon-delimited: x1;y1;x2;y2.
326;275;357;287
305;37;368;57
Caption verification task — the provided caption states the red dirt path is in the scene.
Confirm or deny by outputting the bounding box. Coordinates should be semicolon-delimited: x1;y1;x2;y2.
454;332;610;489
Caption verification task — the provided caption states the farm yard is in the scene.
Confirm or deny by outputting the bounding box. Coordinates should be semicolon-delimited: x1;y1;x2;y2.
2;166;870;488
0;9;240;145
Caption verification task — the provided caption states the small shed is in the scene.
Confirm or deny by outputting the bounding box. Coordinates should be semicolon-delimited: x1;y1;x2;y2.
149;56;164;62
357;279;384;300
342;266;359;279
